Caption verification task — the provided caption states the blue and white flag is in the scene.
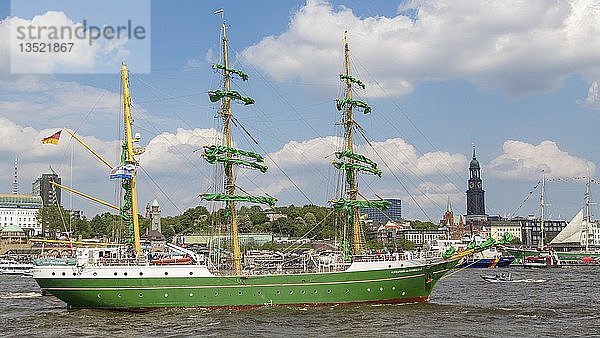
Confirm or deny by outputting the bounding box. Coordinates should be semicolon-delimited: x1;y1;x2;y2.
110;164;136;179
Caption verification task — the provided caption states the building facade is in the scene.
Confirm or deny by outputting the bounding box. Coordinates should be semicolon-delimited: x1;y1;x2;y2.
0;194;43;236
32;171;61;207
146;198;161;232
521;217;567;248
359;198;402;224
441;197;466;240
489;220;522;243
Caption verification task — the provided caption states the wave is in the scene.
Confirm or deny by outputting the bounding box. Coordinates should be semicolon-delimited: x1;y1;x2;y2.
0;292;42;299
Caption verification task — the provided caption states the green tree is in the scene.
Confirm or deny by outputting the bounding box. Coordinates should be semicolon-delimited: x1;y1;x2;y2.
366;239;383;251
88;212;115;238
303;212;317;235
72;217;91;239
411;220;438;230
36;206;69;238
394;238;415;251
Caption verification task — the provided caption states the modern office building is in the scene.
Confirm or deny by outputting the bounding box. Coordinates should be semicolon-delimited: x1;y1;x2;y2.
32;171;61;207
359;198;401;224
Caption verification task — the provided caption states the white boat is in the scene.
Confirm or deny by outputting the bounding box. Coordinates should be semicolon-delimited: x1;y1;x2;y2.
0;259;34;276
480;273;546;283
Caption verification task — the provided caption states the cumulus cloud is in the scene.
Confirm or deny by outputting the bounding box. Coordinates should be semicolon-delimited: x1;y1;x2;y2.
241;0;600;96
3;11;131;74
487;140;595;179
581;80;600;109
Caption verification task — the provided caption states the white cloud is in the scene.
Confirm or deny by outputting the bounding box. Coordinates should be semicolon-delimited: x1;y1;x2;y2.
3;11;130;74
581;80;600;109
241;0;600;96
487;140;595;179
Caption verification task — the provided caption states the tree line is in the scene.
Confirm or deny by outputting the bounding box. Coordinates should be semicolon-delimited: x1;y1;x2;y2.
35;204;439;244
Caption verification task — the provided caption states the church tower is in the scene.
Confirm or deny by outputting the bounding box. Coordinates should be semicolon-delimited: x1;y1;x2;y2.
146;198;161;232
466;145;485;216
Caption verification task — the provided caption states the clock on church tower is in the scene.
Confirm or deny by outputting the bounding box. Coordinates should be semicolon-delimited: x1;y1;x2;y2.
466;146;485;216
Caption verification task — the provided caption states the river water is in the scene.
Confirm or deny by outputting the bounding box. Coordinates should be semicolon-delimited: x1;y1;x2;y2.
1;267;599;337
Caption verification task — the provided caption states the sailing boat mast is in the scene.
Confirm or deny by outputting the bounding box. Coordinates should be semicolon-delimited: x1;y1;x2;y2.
584;175;591;251
342;33;361;255
120;63;141;256
332;32;387;258
539;170;546;249
202;18;275;275
220;22;242;274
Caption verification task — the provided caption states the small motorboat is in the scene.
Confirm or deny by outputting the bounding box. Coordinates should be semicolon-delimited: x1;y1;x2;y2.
481;272;513;283
481;272;546;283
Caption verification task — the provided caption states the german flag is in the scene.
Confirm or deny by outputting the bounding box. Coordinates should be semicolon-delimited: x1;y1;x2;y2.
42;130;61;145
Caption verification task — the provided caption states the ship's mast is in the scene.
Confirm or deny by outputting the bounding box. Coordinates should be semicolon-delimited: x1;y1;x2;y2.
539;170;545;250
120;63;141;256
584;175;591;252
342;33;362;256
221;22;241;274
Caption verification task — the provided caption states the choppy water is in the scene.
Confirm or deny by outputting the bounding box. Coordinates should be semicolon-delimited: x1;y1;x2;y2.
1;267;599;337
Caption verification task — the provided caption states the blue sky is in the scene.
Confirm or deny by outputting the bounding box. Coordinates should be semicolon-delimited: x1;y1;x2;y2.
1;0;599;222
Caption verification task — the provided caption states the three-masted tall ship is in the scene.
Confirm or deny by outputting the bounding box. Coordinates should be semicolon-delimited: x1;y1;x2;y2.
32;21;462;309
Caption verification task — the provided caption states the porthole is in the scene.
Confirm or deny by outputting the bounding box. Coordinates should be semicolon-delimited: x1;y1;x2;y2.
345;289;349;293
214;292;218;296
97;294;102;298
93;272;97;276
401;291;406;296
301;290;306;294
401;264;404;267
114;272;118;276
164;272;168;276
189;293;194;297
117;293;122;298
51;272;55;276
289;290;293;294
72;273;76;276
257;291;262;295
164;293;168;298
276;290;281;295
392;286;396;291
367;288;371;292
139;272;143;276
327;289;332;294
239;291;243;295
189;271;193;276
313;290;318;294
388;265;392;268
379;287;384;291
61;272;66;276
139;293;143;298
124;272;128;276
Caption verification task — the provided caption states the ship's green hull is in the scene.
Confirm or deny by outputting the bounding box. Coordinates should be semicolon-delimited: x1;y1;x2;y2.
35;259;458;309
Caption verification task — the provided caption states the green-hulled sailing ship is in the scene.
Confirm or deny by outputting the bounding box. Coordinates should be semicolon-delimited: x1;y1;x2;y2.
33;21;467;310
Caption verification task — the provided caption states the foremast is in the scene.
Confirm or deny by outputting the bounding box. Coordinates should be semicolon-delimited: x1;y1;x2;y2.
202;21;276;275
539;170;546;250
120;63;142;256
333;32;389;257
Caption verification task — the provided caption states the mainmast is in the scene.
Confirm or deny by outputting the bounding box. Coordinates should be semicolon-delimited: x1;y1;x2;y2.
342;33;361;255
539;170;545;250
221;22;241;274
333;32;388;258
203;18;276;275
120;63;141;256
